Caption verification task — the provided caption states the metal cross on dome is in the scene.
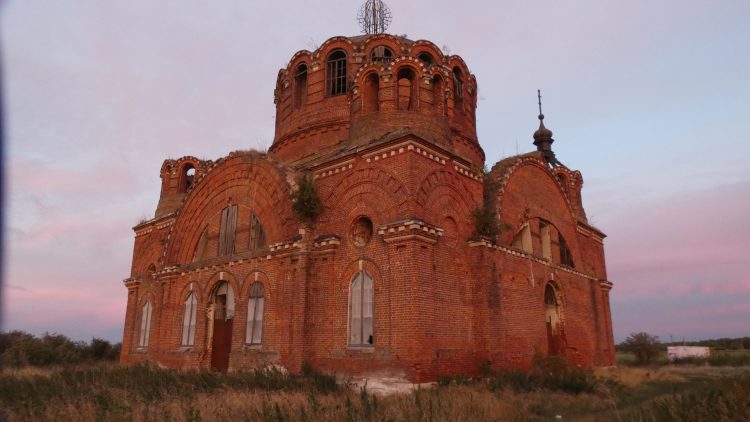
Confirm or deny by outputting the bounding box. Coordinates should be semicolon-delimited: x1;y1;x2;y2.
358;0;392;34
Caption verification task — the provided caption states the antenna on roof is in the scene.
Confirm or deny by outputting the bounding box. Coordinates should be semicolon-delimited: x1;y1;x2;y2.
358;0;392;34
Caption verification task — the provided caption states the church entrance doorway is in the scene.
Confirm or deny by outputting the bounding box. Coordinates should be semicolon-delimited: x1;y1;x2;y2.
210;281;235;372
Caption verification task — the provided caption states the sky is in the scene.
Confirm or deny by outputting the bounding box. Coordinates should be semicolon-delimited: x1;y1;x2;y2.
2;0;749;344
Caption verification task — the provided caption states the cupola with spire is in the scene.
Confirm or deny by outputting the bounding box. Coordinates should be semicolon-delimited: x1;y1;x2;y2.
533;90;564;167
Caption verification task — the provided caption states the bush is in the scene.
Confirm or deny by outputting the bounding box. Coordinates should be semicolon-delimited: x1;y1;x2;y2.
291;174;321;223
619;332;661;365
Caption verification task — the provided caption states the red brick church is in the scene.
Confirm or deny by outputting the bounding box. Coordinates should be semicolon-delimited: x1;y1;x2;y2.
120;9;615;380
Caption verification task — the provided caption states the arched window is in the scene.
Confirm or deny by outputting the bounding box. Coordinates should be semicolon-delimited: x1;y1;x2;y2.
179;164;196;193
293;63;308;108
452;67;464;113
246;282;265;345
326;50;348;96
418;52;434;66
371;45;393;65
249;212;266;251
396;67;417;111
362;72;380;114
349;271;373;346
181;292;197;346
139;300;153;348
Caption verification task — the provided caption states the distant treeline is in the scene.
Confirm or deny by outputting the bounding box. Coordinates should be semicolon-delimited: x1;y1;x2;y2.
617;336;750;351
0;331;121;367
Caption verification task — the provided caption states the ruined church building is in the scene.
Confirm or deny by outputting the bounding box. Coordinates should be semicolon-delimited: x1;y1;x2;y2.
121;8;615;381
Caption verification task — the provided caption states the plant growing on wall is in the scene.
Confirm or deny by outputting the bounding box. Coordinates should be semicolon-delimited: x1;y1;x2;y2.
471;168;500;240
291;174;321;224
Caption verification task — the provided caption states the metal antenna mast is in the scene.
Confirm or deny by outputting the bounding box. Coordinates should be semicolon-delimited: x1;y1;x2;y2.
358;0;392;34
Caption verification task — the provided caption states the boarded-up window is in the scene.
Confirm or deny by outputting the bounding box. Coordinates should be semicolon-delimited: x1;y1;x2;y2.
326;50;347;96
219;205;238;256
432;75;444;116
193;225;209;262
349;271;373;346
362;72;379;114
249;212;266;251
139;300;152;348
396;67;417;111
181;292;197;346
540;221;552;261
512;224;532;253
246;282;265;345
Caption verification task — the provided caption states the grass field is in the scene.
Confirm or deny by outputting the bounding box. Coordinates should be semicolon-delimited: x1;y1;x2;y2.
1;360;749;421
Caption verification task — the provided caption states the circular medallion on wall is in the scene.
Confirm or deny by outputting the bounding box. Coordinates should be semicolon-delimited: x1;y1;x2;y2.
350;216;373;247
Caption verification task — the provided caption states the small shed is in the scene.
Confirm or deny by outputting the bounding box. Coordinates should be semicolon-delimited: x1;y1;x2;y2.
667;346;710;361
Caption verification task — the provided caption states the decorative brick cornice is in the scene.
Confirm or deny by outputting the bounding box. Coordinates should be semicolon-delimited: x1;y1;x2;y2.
599;280;614;291
123;278;141;289
314;160;355;180
378;218;443;244
313;234;341;252
363;140;448;166
133;213;176;236
576;222;606;244
453;161;482;181
468;240;601;281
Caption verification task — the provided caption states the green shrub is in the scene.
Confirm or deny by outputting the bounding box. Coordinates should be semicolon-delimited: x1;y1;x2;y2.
291;174;321;223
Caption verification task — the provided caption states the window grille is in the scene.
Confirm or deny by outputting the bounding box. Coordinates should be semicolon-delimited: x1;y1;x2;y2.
559;236;575;268
181;292;197;346
250;212;266;251
349;271;373;346
246;282;265;345
326;50;348;96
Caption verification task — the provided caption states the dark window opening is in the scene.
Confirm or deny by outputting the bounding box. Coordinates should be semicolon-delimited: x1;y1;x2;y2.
180;164;196;193
418;52;434;65
293;64;308;108
452;67;464;113
559;235;575;268
326;50;348;96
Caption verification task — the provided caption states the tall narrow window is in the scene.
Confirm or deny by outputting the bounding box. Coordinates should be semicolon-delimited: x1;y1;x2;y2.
293;64;308;108
432;75;444;116
349;271;373;346
246;282;265;345
219;205;238;256
326;50;347;96
452;67;464;113
179;164;196;193
559;235;575;268
540;221;552;261
139;301;153;348
249;212;266;251
181;292;197;346
193;225;209;262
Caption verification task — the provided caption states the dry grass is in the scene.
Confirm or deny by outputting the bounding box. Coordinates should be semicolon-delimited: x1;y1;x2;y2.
1;363;749;421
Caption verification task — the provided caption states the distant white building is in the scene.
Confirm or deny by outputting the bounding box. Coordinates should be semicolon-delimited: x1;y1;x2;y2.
667;346;710;361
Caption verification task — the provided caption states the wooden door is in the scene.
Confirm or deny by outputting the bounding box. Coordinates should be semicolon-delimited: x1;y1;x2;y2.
210;318;233;372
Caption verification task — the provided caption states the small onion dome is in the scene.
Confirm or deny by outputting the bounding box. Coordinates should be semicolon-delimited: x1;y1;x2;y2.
533;114;553;142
